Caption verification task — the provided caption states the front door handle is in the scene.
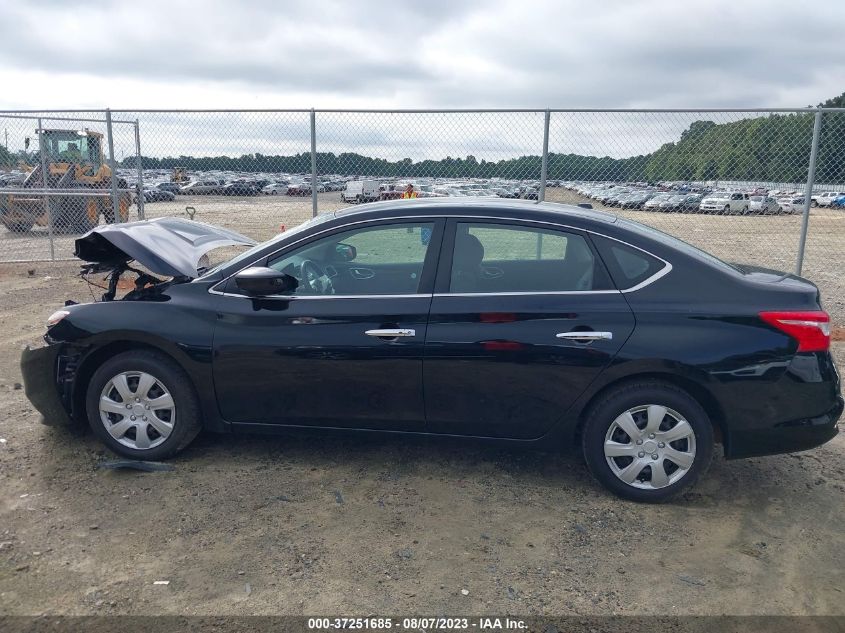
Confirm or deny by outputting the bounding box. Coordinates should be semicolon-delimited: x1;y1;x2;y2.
556;331;613;342
365;328;416;338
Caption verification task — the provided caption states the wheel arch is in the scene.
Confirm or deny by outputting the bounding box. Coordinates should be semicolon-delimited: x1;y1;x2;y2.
70;339;221;431
571;371;727;453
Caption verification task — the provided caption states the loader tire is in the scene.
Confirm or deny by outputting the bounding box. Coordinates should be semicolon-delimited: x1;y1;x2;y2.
5;220;34;233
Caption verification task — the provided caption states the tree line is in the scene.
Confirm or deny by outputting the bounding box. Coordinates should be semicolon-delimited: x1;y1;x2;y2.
5;93;845;184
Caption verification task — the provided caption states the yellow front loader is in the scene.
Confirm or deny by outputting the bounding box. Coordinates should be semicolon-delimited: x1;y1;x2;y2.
0;129;131;233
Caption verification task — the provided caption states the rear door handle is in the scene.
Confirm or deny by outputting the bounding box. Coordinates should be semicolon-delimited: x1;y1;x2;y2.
556;331;613;342
365;328;416;338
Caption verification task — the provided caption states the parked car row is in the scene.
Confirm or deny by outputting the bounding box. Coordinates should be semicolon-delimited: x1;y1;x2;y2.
337;179;543;204
565;183;802;215
117;169;845;212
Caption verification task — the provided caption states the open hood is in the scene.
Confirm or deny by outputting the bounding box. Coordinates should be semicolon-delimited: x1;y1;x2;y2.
74;217;257;278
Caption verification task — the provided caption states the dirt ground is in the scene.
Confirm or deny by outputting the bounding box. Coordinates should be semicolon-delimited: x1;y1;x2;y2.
0;262;843;617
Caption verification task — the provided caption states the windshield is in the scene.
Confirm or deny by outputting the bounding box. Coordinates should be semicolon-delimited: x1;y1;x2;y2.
201;212;335;277
45;132;100;165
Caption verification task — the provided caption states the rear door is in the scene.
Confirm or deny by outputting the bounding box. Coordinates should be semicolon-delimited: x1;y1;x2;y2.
423;219;636;439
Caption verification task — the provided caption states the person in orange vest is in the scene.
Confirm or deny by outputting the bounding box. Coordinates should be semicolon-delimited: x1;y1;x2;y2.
402;184;418;199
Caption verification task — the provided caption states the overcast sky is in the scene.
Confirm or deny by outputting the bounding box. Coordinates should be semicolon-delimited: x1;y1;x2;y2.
1;0;843;162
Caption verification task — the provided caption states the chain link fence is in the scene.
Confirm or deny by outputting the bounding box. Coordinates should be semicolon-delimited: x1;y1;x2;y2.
1;108;843;318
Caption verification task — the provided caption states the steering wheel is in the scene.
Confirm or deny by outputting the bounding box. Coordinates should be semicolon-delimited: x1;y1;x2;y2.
300;259;335;295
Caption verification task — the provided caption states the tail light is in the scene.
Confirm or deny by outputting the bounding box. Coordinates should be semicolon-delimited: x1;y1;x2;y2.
759;311;830;352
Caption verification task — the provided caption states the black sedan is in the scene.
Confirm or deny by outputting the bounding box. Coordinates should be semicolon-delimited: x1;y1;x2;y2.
141;189;177;203
21;200;842;502
221;182;260;196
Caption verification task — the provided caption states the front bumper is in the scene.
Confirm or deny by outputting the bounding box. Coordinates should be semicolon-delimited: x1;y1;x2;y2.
20;344;74;427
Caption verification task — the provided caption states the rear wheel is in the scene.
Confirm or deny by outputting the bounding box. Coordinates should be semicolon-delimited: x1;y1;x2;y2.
582;382;714;502
85;351;202;460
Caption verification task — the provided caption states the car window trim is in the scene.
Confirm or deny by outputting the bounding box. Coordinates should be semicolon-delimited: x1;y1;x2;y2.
209;213;671;298
213;218;444;299
435;217;615;295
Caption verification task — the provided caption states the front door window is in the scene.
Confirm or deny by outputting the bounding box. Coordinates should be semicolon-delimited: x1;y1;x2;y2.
268;222;435;296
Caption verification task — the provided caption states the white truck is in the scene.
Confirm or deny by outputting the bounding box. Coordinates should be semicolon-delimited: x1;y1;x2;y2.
699;191;750;214
811;191;844;207
342;180;380;203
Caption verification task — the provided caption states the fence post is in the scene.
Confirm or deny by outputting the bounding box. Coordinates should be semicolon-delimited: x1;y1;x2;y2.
105;109;120;223
310;109;318;217
539;109;550;202
134;120;145;220
37;117;55;261
796;109;822;276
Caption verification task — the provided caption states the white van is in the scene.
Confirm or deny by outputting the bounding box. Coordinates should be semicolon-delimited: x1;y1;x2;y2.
342;180;380;203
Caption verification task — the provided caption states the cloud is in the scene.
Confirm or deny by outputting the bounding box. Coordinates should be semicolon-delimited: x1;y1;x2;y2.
1;0;843;162
1;0;843;110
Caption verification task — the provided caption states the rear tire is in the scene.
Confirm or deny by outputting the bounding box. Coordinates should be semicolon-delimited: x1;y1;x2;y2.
581;381;714;502
85;350;202;460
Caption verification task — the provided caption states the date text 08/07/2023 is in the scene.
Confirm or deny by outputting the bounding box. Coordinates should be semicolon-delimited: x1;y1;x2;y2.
306;616;528;630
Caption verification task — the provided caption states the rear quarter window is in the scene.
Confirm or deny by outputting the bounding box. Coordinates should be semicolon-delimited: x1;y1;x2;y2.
592;235;667;290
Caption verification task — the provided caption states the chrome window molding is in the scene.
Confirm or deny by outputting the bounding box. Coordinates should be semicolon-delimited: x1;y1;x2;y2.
208;289;430;300
620;261;673;293
209;213;673;300
433;290;621;298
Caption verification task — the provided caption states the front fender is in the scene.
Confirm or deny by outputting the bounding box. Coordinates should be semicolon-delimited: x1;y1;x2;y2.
47;297;225;432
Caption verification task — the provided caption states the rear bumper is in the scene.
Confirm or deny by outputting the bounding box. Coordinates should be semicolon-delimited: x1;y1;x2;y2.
20;344;74;427
726;395;842;459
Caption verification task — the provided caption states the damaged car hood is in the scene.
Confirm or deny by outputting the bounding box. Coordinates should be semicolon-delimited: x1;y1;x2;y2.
74;217;257;278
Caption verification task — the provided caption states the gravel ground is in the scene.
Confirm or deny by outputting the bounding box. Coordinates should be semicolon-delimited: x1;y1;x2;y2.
0;264;843;617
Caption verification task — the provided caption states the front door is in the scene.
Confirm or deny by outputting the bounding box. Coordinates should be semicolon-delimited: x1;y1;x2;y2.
212;219;442;430
424;219;635;439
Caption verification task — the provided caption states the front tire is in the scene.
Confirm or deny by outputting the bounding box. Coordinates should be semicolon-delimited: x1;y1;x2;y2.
581;382;714;502
85;350;202;460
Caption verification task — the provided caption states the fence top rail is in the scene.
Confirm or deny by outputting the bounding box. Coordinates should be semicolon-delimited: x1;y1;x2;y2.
0;113;136;124
2;107;845;114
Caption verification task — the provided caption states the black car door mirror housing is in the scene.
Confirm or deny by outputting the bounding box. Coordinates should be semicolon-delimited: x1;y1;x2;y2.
234;267;298;296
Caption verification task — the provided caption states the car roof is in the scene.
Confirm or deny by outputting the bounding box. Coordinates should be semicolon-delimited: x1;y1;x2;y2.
329;198;619;227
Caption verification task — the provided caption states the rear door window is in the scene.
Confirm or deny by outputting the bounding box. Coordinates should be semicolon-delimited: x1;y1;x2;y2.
446;222;612;293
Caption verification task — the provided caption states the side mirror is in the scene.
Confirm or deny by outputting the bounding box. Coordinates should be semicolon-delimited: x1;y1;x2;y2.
234;267;298;297
334;242;357;262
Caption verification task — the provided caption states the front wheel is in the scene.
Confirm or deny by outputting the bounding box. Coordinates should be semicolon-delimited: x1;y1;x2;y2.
85;350;202;460
581;382;713;502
